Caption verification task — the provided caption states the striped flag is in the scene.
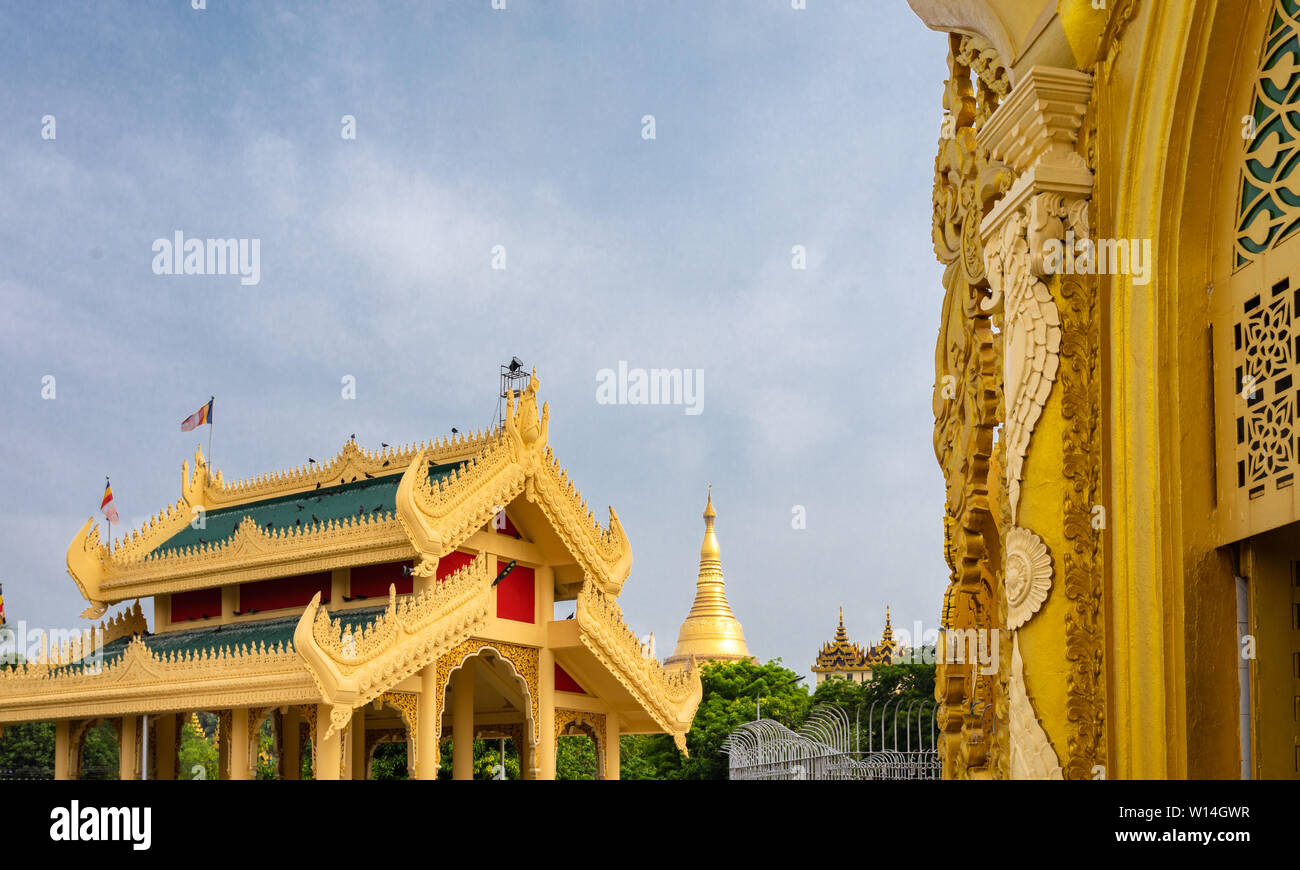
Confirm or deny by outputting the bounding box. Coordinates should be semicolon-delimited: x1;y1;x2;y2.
181;397;214;432
100;478;119;524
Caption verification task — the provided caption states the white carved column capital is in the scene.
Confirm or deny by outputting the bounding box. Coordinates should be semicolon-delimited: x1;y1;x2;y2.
978;65;1094;244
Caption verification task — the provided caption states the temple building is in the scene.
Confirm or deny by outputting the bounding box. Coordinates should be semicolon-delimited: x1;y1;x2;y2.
912;0;1300;778
811;608;897;686
0;372;703;779
664;491;753;671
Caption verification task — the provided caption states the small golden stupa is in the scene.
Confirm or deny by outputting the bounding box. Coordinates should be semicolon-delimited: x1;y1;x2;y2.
664;488;753;671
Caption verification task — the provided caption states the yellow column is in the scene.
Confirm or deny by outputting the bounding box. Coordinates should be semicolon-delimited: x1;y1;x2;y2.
603;712;620;781
155;714;177;780
315;705;342;780
118;716;138;781
331;567;348;606
536;648;556;780
520;729;535;780
55;721;70;780
452;658;475;780
229;708;250;780
282;708;301;780
417;665;439;779
350;708;367;780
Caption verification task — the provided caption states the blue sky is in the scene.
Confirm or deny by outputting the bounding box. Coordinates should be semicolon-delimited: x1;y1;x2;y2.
0;1;950;676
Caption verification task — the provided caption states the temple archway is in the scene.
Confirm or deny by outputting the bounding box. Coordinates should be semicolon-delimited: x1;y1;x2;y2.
435;643;538;780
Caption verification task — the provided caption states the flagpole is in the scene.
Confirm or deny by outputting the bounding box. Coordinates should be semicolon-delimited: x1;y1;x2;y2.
105;475;112;554
206;396;214;483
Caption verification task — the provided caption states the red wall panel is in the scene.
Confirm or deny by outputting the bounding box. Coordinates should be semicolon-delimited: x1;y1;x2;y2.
349;560;413;598
496;564;535;623
436;550;475;581
492;510;521;537
239;571;332;613
170;587;222;622
555;663;586;694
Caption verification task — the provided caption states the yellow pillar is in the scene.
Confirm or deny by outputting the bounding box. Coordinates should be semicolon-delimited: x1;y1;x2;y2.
155;714;177;780
315;705;342;780
452;658;475;780
603;712;620;781
536;648;556;780
417;665;439;780
282;707;301;780
55;721;70;780
118;716;138;781
229;708;250;780
350;708;366;780
520;729;535;780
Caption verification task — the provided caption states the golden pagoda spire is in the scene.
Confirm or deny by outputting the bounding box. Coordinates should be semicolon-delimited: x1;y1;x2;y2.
664;489;752;671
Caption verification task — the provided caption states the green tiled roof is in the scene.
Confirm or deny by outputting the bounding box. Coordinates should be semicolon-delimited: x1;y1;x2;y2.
152;462;460;558
59;606;387;672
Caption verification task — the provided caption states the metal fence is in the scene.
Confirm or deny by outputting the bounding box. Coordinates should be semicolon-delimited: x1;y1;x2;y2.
725;700;940;780
0;767;54;780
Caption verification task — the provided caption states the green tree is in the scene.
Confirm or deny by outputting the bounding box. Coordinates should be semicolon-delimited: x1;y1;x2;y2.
808;661;938;753
436;738;522;780
0;721;54;776
177;712;217;780
555;735;597;780
667;658;812;780
80;721;119;779
370;741;409;780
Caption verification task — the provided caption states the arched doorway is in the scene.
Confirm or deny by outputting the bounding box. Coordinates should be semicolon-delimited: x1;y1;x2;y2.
436;644;538;780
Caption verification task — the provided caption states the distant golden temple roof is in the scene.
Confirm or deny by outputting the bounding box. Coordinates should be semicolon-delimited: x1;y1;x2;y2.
812;607;896;672
664;489;751;671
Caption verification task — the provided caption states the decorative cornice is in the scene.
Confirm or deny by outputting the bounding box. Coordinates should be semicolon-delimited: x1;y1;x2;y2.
575;582;701;753
397;371;633;595
65;434;499;615
0;636;315;723
294;553;493;738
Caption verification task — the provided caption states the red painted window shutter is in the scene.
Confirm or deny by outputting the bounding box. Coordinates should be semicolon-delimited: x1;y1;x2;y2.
170;587;222;622
496;564;535;623
349;560;413;598
239;571;332;613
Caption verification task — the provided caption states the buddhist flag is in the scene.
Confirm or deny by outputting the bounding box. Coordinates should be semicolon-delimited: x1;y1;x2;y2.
100;478;120;524
181;397;214;432
0;582;6;627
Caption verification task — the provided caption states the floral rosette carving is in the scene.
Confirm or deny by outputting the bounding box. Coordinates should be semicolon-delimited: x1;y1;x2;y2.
1005;525;1053;629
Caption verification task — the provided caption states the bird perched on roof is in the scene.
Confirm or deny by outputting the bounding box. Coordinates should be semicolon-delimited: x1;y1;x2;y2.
315;482;321;490
566;612;575;620
451;427;459;434
308;458;316;465
364;472;374;479
350;433;356;440
311;515;319;523
381;442;389;448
